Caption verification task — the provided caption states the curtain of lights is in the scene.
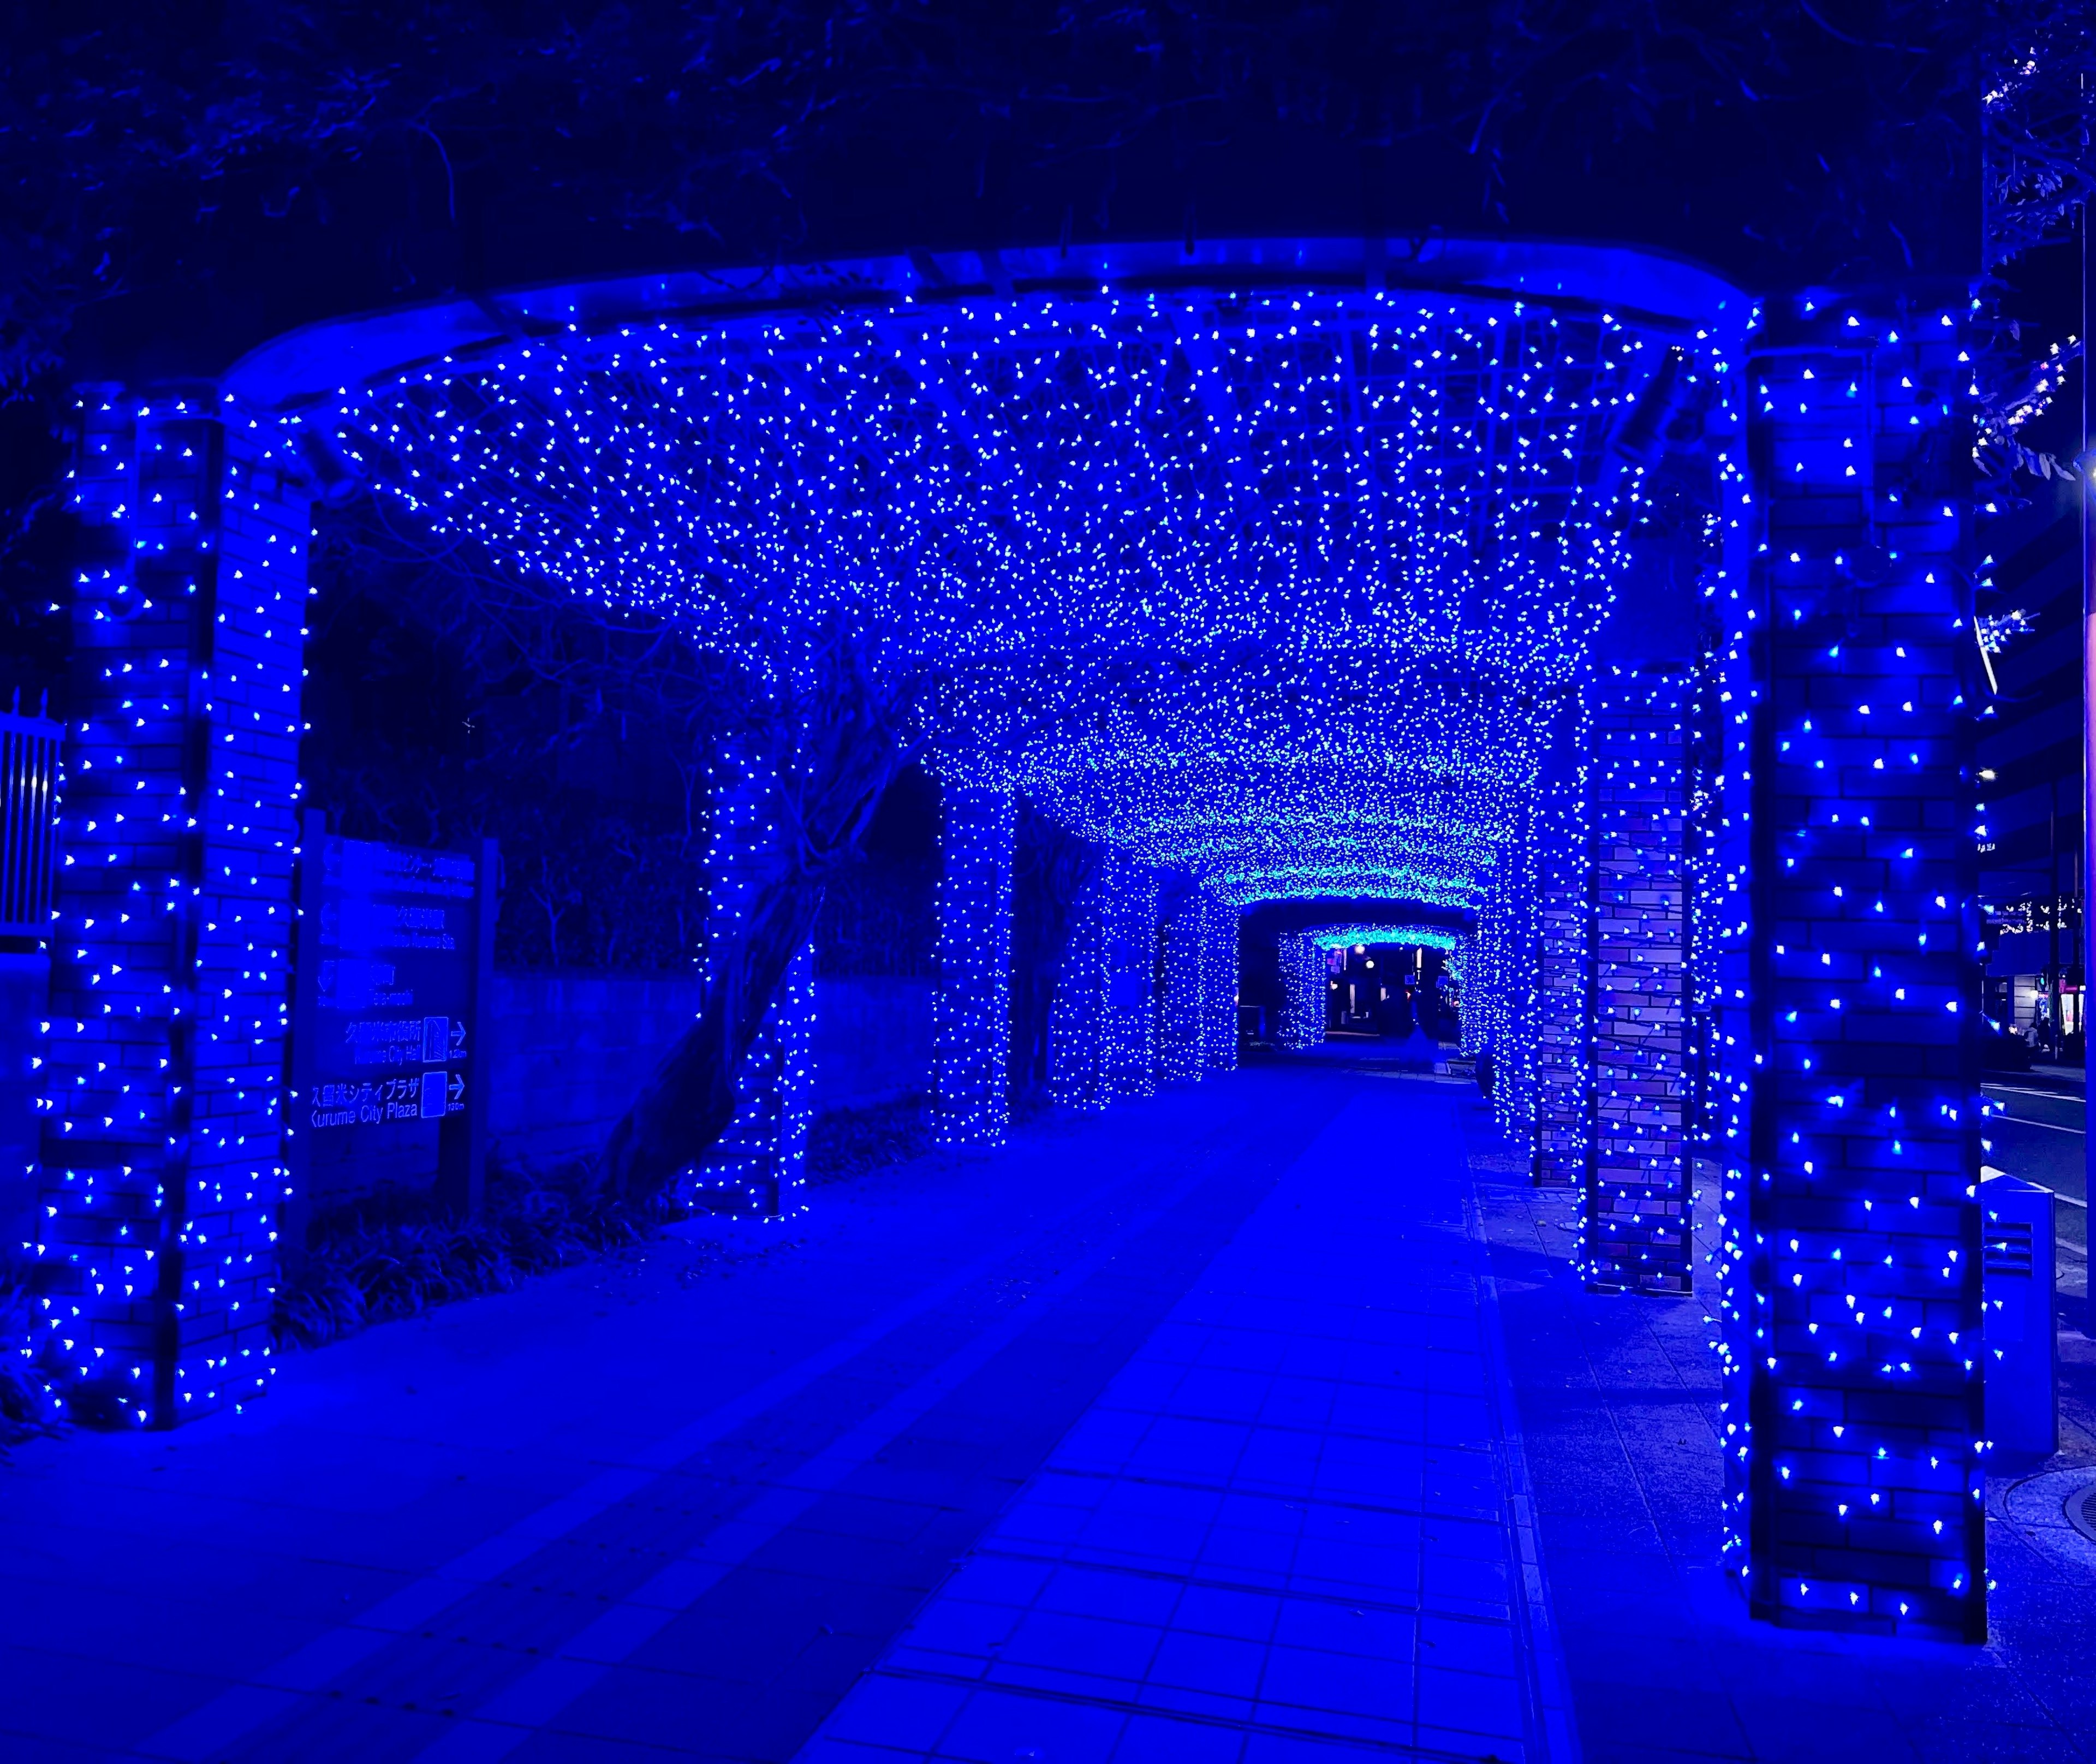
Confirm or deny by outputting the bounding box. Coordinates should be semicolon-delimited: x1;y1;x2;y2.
933;784;1015;1146
1198;896;1240;1072
1050;863;1114;1111
326;289;1654;937
1157;886;1207;1084
1105;851;1160;1100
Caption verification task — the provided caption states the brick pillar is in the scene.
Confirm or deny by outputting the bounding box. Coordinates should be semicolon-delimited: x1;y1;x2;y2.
1106;849;1158;1100
1716;296;1985;1638
42;389;308;1427
1157;884;1205;1084
1533;718;1591;1189
1584;671;1693;1292
1199;894;1240;1072
933;784;1014;1145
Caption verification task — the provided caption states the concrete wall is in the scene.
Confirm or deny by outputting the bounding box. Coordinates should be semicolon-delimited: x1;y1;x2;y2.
2;962;934;1231
812;975;935;1112
486;971;932;1169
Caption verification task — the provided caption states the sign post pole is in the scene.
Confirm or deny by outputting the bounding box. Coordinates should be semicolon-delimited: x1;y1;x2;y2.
437;836;498;1219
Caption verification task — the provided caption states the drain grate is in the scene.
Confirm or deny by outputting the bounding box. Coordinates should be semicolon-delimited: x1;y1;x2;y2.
2067;1481;2096;1546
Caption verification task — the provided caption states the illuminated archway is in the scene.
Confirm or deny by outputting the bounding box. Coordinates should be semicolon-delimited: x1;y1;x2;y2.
41;241;1988;1639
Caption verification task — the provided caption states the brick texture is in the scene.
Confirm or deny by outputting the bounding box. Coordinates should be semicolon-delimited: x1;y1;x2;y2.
43;393;308;1426
1716;305;1985;1639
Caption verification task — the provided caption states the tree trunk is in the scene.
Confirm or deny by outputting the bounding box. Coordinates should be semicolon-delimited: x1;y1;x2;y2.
596;867;825;1205
594;635;911;1206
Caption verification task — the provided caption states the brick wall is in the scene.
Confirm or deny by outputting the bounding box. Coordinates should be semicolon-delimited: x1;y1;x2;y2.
44;393;308;1427
1585;674;1693;1292
1717;299;1985;1639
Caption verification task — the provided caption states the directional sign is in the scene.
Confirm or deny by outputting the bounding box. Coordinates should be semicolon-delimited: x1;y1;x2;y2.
287;817;498;1237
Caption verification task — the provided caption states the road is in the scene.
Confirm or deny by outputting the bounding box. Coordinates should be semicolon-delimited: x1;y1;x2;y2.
1981;1078;2087;1282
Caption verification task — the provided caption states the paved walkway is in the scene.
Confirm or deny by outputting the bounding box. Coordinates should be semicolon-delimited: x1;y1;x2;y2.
9;1064;2096;1763
804;1076;1570;1764
1479;1150;2096;1764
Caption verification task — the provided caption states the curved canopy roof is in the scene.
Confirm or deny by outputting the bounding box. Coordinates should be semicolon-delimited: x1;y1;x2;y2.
233;237;1743;910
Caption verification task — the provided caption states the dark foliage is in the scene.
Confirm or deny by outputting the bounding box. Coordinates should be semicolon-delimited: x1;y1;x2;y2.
7;1;2088;397
804;1094;934;1185
0;1250;109;1440
272;1156;679;1350
271;1093;946;1354
0;1262;53;1447
300;504;710;971
814;860;938;981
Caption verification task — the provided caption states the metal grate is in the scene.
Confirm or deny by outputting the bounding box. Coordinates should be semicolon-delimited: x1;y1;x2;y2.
0;693;59;940
1984;1217;2034;1277
2072;1482;2096;1547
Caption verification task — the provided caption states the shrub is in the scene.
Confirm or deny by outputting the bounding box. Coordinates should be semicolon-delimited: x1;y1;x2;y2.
805;1094;932;1184
272;1158;674;1351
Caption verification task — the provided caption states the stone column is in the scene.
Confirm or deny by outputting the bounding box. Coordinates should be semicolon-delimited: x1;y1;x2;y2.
1717;296;1984;1638
1199;894;1240;1071
42;389;309;1427
933;784;1014;1145
1583;671;1693;1292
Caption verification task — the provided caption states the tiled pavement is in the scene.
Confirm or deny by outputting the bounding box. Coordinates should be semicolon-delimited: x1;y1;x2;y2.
10;1063;2096;1763
804;1075;1570;1764
0;1069;1362;1762
1475;1115;2096;1764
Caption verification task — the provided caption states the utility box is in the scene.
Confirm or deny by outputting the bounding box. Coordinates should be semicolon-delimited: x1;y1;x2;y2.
1982;1174;2057;1460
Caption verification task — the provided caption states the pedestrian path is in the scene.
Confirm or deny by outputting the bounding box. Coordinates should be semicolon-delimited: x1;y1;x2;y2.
1475;1140;2096;1764
23;1062;2093;1763
803;1075;1574;1764
0;1069;1357;1761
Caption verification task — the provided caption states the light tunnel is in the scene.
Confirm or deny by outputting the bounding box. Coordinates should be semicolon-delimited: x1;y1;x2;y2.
47;233;1992;1637
249;233;1740;1020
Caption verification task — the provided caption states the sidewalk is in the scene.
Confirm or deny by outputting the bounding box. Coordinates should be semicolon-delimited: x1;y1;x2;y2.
8;1066;2096;1762
5;1066;1522;1763
1475;1130;2096;1764
803;1072;1571;1764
